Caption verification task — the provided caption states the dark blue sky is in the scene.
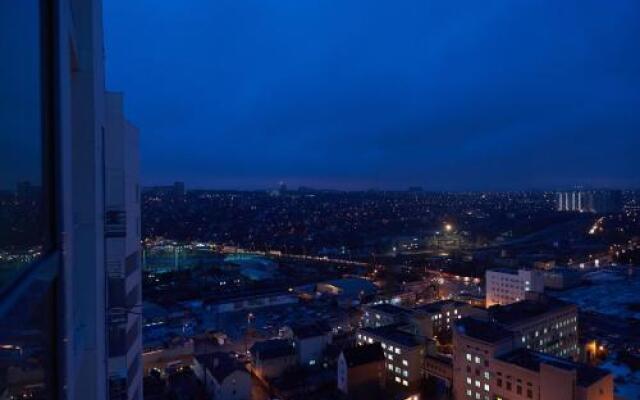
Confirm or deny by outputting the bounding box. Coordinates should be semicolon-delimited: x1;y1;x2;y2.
104;0;640;190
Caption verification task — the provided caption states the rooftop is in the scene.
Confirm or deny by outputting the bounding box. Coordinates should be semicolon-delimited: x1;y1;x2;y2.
367;303;411;316
342;343;385;368
250;339;296;360
454;318;512;344
196;352;247;383
497;348;610;387
290;321;331;339
360;324;424;348
414;299;467;314
322;278;377;296
489;298;575;326
487;267;520;275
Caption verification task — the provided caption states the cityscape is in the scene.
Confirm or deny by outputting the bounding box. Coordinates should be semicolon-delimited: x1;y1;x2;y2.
2;1;640;400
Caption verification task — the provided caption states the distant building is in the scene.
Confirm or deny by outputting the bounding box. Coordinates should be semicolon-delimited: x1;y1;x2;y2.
557;190;623;214
452;318;613;400
543;268;582;290
316;278;378;305
193;352;251;400
558;191;587;212
337;343;386;397
485;268;544;307
249;339;297;380
284;322;332;366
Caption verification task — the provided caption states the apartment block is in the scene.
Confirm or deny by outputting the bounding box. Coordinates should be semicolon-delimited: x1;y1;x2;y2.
452;318;613;400
357;324;431;388
486;268;544;307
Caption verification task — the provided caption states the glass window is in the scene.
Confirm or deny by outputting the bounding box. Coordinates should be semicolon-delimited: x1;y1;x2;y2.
0;2;58;399
0;0;51;290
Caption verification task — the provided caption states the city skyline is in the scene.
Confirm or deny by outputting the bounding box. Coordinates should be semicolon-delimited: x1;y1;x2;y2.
104;0;640;190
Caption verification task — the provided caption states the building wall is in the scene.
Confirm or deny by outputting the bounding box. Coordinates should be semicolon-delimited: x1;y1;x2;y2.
507;306;578;360
337;353;385;397
452;329;514;400
252;355;297;380
217;370;252;400
57;0;109;398
297;335;329;366
577;375;614;400
357;332;424;387
486;269;544;307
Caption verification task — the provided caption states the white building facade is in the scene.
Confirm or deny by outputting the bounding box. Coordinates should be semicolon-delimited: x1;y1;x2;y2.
485;268;544;307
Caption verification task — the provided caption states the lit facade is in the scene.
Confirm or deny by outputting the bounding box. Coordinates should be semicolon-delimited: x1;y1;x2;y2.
489;297;579;360
357;325;428;388
485;268;544;307
452;318;612;400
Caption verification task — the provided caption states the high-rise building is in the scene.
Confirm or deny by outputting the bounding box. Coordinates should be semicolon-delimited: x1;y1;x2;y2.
0;1;141;399
105;92;142;399
557;190;623;214
557;191;587;212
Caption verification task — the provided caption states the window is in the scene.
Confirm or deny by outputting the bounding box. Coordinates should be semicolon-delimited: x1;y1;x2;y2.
0;2;58;400
0;0;53;289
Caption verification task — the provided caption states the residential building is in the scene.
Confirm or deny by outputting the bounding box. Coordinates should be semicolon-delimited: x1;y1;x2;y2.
362;303;412;328
489;297;579;359
337;343;386;398
249;339;297;381
357;324;430;388
0;1;140;399
194;353;251;400
452;318;612;400
485;268;544;307
411;300;484;339
286;322;332;366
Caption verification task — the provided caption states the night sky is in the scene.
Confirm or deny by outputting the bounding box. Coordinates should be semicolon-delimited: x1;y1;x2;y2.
104;0;640;191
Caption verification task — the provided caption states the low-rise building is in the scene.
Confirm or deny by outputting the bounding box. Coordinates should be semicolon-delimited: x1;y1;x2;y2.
362;303;412;328
287;322;332;366
337;343;386;397
485;268;544;307
249;339;297;381
543;267;581;290
316;278;378;305
193;352;251;400
357;324;430;388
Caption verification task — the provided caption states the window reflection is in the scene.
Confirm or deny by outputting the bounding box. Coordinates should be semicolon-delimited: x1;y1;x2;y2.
0;1;47;288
